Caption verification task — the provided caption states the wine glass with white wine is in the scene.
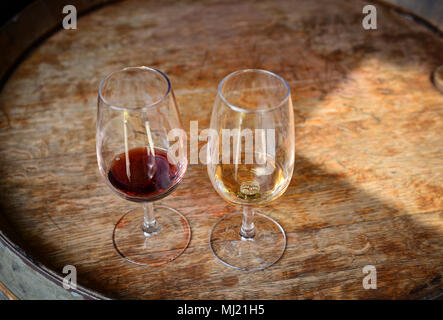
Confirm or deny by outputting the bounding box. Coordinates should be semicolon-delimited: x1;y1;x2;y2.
207;69;295;271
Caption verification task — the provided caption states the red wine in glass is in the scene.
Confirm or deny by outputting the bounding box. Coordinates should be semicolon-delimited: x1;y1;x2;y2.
97;66;190;266
108;147;179;199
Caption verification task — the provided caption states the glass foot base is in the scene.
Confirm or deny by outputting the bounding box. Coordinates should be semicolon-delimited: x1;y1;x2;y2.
209;211;286;271
113;205;191;266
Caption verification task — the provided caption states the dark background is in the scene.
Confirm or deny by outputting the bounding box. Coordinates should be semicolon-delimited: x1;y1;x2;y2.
0;1;34;27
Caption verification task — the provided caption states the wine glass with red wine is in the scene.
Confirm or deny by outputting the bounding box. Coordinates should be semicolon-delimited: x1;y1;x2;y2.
207;69;294;271
96;66;190;266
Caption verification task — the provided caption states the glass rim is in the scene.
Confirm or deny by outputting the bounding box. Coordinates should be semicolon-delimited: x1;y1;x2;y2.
98;66;171;111
217;69;291;114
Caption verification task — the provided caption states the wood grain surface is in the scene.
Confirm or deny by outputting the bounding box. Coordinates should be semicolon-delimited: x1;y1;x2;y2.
0;0;442;299
0;281;19;300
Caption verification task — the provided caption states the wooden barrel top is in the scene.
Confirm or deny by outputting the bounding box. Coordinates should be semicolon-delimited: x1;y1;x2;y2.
0;0;442;299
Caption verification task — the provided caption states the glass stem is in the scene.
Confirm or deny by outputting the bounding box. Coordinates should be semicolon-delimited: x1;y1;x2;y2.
240;206;256;239
142;202;159;236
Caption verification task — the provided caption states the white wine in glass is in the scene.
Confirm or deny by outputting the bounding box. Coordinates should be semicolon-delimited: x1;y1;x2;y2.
207;69;295;271
213;155;288;204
